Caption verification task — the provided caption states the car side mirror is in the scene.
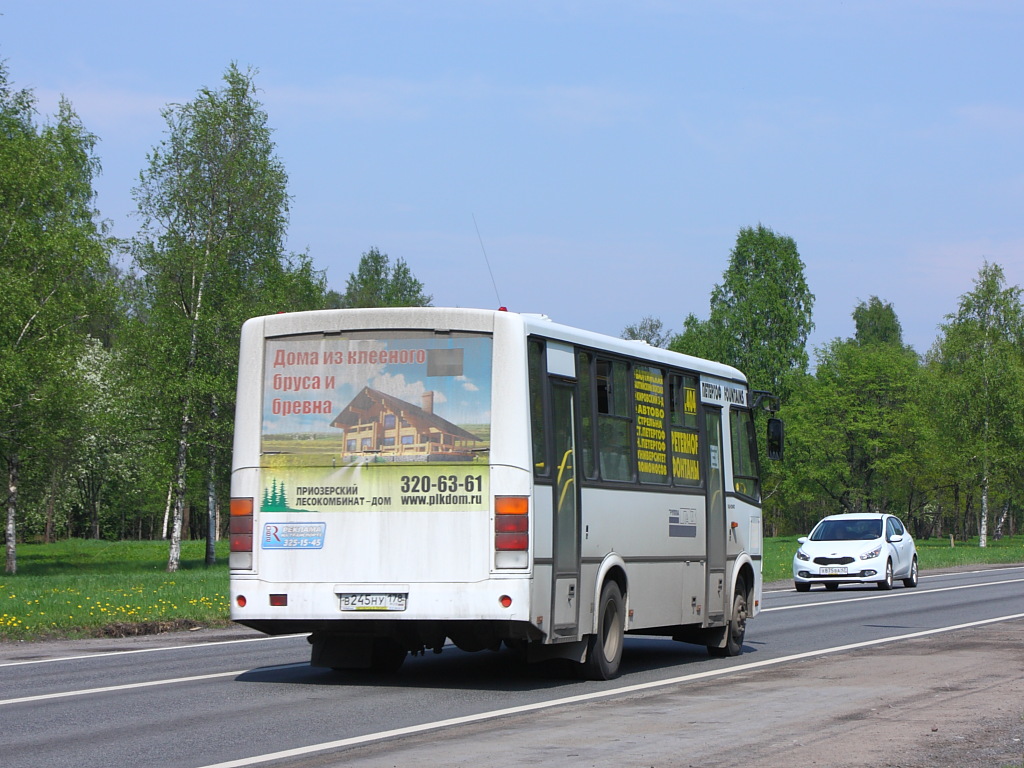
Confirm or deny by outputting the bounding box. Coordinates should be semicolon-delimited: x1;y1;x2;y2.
889;534;903;543
767;418;784;461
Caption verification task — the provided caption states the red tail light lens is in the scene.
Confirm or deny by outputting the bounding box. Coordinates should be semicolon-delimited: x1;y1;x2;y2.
495;515;528;534
229;498;254;570
229;497;254;553
495;496;529;553
495;533;529;551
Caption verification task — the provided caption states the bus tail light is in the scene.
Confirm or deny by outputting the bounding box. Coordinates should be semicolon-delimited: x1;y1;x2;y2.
495;495;529;569
229;497;254;570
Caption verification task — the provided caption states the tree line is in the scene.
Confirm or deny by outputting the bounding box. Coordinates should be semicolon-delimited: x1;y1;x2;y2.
1;63;428;573
624;226;1023;545
3;59;1018;576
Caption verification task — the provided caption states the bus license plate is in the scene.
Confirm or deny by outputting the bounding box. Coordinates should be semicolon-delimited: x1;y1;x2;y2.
339;593;407;611
820;567;848;575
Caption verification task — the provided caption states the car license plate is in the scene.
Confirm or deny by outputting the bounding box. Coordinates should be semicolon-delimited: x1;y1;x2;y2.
819;567;848;575
339;593;407;611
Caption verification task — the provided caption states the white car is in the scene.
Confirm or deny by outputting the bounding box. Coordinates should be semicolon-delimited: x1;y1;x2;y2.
793;513;919;592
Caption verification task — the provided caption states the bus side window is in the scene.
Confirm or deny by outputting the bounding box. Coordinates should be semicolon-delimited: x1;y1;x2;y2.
528;339;548;476
596;358;633;482
577;350;597;479
669;373;701;487
635;365;669;485
729;409;760;500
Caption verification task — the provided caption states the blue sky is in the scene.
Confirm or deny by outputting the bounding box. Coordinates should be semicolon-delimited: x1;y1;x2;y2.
3;1;1022;355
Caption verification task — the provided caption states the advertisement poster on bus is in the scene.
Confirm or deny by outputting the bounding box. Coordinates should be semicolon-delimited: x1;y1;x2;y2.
259;333;492;514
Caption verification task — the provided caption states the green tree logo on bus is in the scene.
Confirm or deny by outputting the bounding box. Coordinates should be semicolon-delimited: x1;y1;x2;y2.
262;479;299;512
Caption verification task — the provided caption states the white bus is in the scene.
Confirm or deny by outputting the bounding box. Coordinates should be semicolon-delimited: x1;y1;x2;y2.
229;307;782;679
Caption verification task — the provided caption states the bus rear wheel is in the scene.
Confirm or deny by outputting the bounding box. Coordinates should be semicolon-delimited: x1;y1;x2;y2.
582;581;624;680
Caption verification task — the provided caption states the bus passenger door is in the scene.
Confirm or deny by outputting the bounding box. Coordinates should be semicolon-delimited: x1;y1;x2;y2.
550;381;580;638
705;408;727;623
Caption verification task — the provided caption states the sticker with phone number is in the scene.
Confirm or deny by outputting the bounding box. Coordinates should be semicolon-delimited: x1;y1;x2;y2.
262;522;326;549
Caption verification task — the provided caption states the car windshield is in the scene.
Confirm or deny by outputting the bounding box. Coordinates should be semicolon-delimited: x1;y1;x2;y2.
810;518;882;541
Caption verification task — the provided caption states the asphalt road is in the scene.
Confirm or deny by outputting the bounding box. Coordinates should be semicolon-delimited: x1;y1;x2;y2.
1;565;1022;768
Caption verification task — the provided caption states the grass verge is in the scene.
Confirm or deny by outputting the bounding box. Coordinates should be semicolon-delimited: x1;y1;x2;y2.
2;534;1021;641
1;539;230;642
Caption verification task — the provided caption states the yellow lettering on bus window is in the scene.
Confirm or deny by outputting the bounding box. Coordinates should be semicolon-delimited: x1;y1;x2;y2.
684;387;696;415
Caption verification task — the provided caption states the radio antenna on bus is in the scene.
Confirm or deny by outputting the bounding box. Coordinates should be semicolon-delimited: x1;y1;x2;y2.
472;213;505;311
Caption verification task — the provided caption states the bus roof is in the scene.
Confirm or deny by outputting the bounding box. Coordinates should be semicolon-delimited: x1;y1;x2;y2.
515;311;746;385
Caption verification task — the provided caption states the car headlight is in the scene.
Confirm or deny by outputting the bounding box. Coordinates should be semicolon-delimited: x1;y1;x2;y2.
796;549;810;562
860;545;882;560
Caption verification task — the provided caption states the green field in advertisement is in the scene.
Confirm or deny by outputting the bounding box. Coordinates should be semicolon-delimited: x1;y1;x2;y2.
260;331;492;513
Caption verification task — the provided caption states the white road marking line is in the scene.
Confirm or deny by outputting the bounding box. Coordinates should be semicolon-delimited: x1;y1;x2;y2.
0;662;307;707
0;632;308;668
763;577;1024;611
193;612;1024;768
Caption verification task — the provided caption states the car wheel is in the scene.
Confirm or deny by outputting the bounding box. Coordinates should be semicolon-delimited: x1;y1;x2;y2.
903;556;919;588
795;581;811;593
582;581;624;680
825;582;839;591
877;560;893;590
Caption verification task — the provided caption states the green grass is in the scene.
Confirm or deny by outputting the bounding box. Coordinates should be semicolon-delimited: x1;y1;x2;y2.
763;533;1024;584
1;540;230;641
2;534;1021;641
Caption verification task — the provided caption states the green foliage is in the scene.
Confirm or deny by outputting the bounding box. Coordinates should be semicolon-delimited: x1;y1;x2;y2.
670;313;718;361
926;262;1024;545
621;316;672;347
671;224;814;398
780;339;923;521
127;63;326;570
669;233;1024;544
0;62;114;572
4;52;1024;629
771;263;1024;543
853;296;904;347
339;247;432;308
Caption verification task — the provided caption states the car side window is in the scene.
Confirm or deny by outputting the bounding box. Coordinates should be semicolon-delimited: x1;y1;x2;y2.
892;518;905;536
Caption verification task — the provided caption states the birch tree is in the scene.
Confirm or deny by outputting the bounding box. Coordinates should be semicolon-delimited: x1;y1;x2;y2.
933;262;1024;547
130;64;324;572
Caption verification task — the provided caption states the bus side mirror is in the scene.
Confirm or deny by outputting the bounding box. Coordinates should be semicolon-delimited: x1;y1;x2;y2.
767;418;784;461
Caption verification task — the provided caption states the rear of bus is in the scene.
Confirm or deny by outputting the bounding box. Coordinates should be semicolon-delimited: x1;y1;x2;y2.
229;308;534;670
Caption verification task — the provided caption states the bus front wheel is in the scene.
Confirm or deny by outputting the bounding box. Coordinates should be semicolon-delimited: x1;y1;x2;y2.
708;579;747;658
582;581;624;680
